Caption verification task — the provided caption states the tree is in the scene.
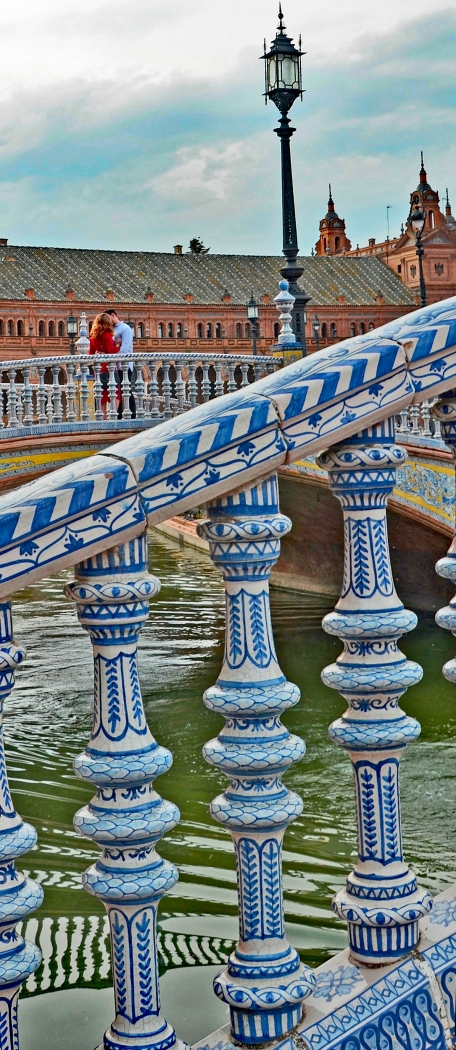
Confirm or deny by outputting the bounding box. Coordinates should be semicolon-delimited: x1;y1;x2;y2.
188;237;210;254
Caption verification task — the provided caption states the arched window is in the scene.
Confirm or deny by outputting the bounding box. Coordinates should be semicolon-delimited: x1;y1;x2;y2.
176;323;183;338
17;320;23;336
89;322;93;334
368;322;374;331
197;323;203;338
137;323;144;338
330;323;337;338
350;323;356;337
38;321;45;337
7;321;13;336
215;323;222;339
245;323;251;338
58;321;64;337
335;236;341;253
236;322;242;338
48;321;55;337
0;321;3;336
429;210;435;229
321;322;327;339
359;322;365;335
323;237;327;252
167;322;173;338
158;323;164;338
274;322;280;339
206;323;212;338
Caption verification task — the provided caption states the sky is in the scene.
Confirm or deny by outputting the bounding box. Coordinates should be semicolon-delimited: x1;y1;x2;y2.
0;0;455;254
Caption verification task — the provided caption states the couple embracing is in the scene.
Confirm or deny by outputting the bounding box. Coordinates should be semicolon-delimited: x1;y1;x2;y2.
89;309;135;419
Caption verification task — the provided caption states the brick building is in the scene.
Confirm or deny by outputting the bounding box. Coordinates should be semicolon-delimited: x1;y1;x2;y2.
349;156;456;303
0;244;414;360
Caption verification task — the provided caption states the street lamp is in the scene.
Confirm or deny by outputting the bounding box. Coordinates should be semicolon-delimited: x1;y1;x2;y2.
247;293;260;356
312;314;320;350
409;203;427;308
262;4;310;356
67;313;78;355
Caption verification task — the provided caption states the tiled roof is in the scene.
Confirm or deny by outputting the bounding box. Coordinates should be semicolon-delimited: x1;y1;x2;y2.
0;246;415;307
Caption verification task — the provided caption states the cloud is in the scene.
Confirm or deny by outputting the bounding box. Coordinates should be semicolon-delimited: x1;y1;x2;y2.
0;6;454;254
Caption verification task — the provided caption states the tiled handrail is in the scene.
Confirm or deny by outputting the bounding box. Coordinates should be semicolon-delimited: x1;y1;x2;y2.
0;352;278;430
0;297;456;1050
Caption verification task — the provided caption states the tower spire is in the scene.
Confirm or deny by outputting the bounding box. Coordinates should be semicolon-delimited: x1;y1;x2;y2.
446;188;452;216
420;150;427;184
328;183;334;211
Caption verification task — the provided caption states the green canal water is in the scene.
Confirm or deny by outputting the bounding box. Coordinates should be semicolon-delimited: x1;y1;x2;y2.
6;531;456;1046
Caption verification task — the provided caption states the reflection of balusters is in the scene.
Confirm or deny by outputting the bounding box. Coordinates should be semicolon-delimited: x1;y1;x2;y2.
149;363;159;419
93;362;103;422
23;367;33;426
227;362;236;393
0;602;43;1045
187;360;197;408
197;476;315;1044
37;365;47;425
214;362;224;398
80;364;90;422
7;369;18;427
318;418;431;965
66;534;184;1050
66;362;76;424
175;357;185;414
241;362;249;387
135;360;145;419
162;361;172;419
202;363;211;402
52;364;63;424
107;362;118;421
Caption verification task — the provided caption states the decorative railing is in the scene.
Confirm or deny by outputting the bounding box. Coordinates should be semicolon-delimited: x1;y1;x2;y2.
1;297;456;1049
0;352;279;432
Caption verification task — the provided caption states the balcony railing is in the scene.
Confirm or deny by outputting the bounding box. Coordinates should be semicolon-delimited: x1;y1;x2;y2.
0;298;455;1049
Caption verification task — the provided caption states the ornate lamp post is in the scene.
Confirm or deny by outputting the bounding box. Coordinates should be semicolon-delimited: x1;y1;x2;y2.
247;293;259;356
312;313;320;350
67;313;78;355
409;203;427;307
262;4;310;356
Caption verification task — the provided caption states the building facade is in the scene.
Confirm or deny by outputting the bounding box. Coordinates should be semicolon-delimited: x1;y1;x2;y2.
0;244;414;361
349;157;456;303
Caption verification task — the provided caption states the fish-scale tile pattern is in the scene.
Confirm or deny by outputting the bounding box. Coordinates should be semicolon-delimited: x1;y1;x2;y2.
0;247;414;307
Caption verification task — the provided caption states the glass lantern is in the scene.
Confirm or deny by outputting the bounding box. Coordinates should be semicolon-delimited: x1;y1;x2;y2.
262;6;303;113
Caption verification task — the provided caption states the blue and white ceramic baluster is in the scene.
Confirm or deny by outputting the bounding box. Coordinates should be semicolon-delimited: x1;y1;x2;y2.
0;603;42;1050
197;476;315;1047
433;396;456;671
318;418;432;965
65;535;185;1050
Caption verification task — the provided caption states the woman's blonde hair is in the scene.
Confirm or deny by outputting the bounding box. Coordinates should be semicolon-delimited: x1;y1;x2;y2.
91;312;113;340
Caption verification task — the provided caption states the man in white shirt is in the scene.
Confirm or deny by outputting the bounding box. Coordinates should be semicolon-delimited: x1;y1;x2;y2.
106;310;135;419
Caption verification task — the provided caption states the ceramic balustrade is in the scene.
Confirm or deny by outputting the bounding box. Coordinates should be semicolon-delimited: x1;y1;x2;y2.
197;475;315;1045
65;532;185;1050
0;354;278;431
433;395;456;669
396;399;443;444
0;603;43;1049
318;418;432;964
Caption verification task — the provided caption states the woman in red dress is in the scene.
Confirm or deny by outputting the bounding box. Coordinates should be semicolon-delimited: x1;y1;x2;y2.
89;312;119;418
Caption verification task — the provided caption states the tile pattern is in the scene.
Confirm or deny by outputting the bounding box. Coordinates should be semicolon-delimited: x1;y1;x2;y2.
0;247;413;306
0;602;42;1049
66;533;186;1050
197;475;315;1045
319;417;432;964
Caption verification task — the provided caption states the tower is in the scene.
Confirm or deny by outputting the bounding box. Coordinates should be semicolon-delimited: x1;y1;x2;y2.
315;186;352;256
408;152;445;233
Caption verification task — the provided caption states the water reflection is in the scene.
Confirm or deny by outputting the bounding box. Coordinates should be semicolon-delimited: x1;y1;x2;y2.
5;530;456;998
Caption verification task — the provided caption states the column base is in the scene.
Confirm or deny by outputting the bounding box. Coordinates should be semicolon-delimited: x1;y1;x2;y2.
230;1004;303;1045
100;1027;188;1050
347;919;420;965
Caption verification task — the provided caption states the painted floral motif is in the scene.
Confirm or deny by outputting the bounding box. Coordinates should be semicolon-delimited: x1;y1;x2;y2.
428;896;456;927
313;965;364;1003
